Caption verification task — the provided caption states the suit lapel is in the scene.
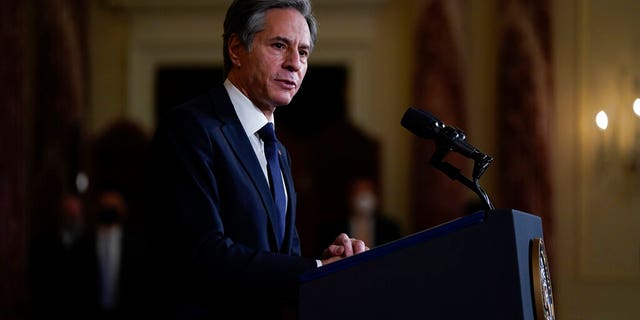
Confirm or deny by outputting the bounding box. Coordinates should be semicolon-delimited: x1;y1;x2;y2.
208;85;283;251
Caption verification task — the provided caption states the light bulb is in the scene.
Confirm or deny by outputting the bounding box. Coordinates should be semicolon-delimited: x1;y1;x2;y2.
595;110;608;130
633;98;640;117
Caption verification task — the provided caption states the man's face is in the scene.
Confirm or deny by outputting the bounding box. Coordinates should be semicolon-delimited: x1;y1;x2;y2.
228;8;311;113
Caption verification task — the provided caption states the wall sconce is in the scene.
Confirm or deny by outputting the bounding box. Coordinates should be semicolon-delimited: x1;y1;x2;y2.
595;97;640;171
633;98;640;170
594;110;612;169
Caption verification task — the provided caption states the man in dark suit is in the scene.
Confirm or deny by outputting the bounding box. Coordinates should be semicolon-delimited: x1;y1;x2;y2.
144;0;368;319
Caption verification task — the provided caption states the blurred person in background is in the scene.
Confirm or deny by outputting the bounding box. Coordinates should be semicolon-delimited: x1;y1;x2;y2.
93;189;145;320
316;177;402;256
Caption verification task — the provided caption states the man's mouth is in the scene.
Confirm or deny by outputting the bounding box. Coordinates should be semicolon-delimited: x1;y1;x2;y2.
276;79;297;89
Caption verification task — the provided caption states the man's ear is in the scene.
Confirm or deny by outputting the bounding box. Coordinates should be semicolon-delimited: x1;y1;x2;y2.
228;34;245;67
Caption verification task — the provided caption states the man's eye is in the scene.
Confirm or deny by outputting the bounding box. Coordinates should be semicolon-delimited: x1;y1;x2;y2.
299;50;309;57
273;43;285;49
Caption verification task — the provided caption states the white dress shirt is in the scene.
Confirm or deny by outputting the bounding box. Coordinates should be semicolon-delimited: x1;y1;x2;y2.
96;224;123;310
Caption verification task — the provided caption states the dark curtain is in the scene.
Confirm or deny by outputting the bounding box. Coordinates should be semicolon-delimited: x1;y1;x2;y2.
0;0;28;317
410;0;471;232
410;0;554;252
30;0;89;231
28;1;90;318
0;0;89;317
496;0;554;253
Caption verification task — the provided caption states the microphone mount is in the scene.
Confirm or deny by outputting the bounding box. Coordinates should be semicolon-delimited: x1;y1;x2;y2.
401;107;495;212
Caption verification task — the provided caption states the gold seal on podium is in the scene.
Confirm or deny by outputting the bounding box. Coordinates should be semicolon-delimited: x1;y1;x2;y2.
531;238;555;320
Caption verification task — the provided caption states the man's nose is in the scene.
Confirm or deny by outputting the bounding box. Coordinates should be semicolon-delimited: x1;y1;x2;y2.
283;48;302;72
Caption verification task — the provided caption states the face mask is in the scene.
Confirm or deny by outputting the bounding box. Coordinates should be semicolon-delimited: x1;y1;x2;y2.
352;191;377;215
98;207;120;225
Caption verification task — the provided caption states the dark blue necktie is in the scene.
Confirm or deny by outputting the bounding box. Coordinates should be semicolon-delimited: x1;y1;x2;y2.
258;122;286;246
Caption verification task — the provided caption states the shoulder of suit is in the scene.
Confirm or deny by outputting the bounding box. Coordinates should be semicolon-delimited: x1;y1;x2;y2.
159;85;229;128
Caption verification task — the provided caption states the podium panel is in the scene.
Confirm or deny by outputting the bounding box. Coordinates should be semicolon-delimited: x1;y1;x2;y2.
299;210;547;320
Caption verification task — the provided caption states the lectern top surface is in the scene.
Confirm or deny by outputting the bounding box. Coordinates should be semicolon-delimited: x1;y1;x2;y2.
301;210;487;282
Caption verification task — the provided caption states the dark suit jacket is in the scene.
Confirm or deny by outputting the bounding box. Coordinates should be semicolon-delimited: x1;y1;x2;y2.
143;83;317;319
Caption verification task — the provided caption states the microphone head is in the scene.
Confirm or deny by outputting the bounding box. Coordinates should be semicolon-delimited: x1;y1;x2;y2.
401;107;443;139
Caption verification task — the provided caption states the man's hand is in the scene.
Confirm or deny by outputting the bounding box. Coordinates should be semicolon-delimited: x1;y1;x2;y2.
321;233;369;265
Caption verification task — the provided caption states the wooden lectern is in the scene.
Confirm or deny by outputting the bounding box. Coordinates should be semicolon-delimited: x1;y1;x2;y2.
298;209;554;320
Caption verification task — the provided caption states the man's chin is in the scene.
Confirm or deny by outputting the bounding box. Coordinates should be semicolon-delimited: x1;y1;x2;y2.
273;95;296;107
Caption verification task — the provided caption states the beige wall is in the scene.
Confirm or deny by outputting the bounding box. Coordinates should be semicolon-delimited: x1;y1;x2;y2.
89;0;130;138
89;0;640;318
553;0;640;318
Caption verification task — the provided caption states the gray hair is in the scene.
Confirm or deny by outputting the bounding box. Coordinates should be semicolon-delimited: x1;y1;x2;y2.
222;0;318;77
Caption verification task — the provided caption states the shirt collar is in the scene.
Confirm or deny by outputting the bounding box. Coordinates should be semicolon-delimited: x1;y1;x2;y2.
224;78;273;137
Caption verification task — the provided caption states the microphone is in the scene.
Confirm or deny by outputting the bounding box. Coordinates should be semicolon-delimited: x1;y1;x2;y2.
401;107;485;161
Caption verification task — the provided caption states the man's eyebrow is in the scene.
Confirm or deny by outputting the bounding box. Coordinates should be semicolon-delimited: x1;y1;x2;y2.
271;36;311;50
